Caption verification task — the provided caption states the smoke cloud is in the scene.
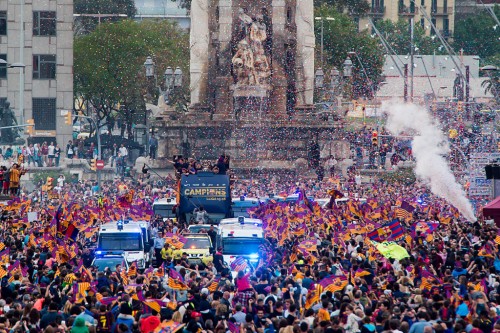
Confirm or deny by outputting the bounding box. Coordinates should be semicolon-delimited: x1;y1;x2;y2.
381;101;476;222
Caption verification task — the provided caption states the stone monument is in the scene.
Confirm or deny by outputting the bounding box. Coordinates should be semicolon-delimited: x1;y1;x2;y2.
155;0;339;172
0;100;20;144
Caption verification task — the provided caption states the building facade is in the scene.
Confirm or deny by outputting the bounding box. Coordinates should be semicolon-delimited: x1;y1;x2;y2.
362;0;455;38
0;0;73;147
455;0;498;20
134;0;190;29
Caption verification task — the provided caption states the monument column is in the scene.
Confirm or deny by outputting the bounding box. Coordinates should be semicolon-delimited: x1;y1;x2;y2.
213;0;234;119
189;0;210;108
270;0;287;116
295;0;315;106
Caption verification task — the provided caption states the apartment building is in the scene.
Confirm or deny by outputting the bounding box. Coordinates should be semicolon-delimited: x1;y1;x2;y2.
0;0;73;147
361;0;454;38
134;0;190;29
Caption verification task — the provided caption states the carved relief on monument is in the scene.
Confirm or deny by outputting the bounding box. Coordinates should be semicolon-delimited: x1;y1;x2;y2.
231;9;271;86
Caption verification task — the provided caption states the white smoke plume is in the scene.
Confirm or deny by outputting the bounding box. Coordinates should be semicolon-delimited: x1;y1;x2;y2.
381;101;476;222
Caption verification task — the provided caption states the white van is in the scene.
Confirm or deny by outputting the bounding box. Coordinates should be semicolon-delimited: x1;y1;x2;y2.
218;217;266;274
152;198;177;221
96;221;151;269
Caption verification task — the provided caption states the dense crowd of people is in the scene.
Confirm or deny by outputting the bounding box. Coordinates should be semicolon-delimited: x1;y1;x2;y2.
0;113;495;333
0;162;494;333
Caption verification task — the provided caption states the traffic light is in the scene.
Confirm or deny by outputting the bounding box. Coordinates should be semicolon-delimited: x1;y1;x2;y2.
25;119;34;136
372;131;378;146
457;101;463;112
65;111;72;125
90;159;97;171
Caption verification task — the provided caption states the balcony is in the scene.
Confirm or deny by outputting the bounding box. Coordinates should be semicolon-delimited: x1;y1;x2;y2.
399;5;417;15
369;6;386;16
431;7;453;15
440;29;453;38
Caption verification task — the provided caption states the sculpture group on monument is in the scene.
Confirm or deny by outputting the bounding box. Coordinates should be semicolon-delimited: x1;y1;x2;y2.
232;9;271;86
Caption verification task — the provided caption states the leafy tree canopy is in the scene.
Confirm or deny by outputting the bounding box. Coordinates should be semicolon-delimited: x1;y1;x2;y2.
453;6;500;60
375;19;443;55
315;6;385;99
74;20;189;136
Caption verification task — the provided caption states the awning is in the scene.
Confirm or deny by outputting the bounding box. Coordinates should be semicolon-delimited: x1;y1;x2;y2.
482;196;500;227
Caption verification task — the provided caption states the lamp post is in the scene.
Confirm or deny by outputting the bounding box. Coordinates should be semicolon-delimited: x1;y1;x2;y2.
314;17;335;68
144;57;183;105
347;51;376;100
330;67;340;96
0;59;26;125
144;56;183;156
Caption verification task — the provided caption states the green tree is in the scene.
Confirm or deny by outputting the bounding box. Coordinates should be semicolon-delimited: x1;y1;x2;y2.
74;0;137;35
74;20;190;138
316;6;385;99
172;0;192;12
375;19;443;55
453;6;500;60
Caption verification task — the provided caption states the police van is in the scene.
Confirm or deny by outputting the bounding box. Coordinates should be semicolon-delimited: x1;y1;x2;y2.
231;196;261;218
96;221;152;270
152;198;177;221
218;217;266;274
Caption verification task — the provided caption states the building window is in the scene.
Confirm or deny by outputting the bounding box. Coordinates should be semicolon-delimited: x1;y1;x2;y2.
286;7;293;24
421;0;425;6
0;55;6;79
420;18;425;28
33;11;56;36
431;18;436;35
443;17;449;34
33;55;56;79
0;12;6;36
431;0;437;12
32;98;56;130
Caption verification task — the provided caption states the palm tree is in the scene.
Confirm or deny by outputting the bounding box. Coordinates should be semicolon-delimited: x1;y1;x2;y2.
482;75;500;104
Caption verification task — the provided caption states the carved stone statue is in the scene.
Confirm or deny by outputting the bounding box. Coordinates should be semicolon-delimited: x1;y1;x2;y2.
249;15;267;51
233;9;270;86
232;40;257;85
0;101;19;143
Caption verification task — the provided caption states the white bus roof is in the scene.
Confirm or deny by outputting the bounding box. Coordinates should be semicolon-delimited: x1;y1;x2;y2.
99;222;143;233
219;217;263;226
153;198;177;205
220;225;264;238
232;197;260;202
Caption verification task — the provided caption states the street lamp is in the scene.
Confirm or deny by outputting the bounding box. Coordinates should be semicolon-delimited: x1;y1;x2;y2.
143;57;183;105
315;68;325;89
174;67;183;87
330;67;340;89
144;56;155;78
315;16;335;67
0;59;26;124
343;57;353;78
164;67;174;90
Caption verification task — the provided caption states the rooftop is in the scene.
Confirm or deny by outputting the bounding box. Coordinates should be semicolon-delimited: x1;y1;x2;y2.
383;54;480;79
